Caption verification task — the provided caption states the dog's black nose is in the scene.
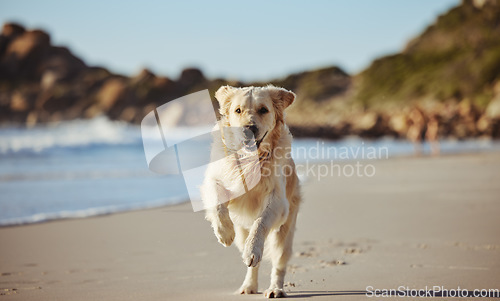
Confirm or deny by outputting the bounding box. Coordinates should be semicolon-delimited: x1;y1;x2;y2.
244;125;258;138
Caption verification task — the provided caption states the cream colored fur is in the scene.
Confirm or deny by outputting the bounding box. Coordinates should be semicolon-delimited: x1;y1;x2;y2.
201;85;302;298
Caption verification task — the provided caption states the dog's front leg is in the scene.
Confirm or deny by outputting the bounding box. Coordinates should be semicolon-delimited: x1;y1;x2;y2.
207;203;235;247
242;190;289;267
203;180;235;247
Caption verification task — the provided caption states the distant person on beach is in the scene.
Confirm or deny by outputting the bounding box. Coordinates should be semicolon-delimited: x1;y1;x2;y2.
425;113;440;156
407;107;425;155
407;107;441;156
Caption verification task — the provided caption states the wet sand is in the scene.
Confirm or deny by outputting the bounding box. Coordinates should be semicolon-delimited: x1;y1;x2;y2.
1;152;499;300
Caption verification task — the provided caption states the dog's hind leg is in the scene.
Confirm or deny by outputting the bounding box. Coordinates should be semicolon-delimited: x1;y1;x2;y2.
237;265;260;294
235;226;259;294
264;211;297;298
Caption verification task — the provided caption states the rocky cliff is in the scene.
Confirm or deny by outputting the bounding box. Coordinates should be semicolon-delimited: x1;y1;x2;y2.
1;0;500;140
354;0;500;107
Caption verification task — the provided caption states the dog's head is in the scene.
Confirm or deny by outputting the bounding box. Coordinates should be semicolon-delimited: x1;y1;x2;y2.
215;85;295;152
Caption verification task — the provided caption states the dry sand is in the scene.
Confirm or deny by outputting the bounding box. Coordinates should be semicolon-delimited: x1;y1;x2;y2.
1;152;499;300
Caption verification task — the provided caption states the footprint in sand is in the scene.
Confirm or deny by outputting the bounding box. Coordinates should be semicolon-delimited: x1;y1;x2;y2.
0;288;18;296
295;249;319;258
344;247;362;254
319;259;346;267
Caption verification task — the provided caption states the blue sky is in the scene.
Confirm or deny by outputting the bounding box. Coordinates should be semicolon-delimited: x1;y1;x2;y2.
1;0;459;81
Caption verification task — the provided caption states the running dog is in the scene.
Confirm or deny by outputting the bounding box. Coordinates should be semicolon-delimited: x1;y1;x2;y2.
201;85;302;298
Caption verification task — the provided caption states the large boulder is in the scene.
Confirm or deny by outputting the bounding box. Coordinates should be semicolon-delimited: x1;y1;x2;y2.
1;29;51;80
131;68;156;85
0;23;86;83
178;68;206;90
0;23;26;58
41;46;86;87
95;78;128;112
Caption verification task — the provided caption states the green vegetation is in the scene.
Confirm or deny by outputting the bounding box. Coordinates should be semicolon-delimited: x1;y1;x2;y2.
355;0;500;108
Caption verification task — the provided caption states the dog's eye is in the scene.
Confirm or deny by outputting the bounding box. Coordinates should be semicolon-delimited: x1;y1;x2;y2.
235;108;241;114
259;107;269;114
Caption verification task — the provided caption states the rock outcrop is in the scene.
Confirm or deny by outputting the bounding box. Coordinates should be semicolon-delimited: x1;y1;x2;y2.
1;0;500;142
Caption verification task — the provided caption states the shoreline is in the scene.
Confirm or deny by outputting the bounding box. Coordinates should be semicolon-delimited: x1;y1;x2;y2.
0;197;190;228
2;148;500;228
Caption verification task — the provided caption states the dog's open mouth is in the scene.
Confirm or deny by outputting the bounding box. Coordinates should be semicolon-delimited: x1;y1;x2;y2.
243;131;267;152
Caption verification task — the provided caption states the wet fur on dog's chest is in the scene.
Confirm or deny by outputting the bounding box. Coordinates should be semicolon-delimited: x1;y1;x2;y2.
227;172;275;228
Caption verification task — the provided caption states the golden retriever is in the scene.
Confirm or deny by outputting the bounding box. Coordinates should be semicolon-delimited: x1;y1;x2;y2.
201;85;302;298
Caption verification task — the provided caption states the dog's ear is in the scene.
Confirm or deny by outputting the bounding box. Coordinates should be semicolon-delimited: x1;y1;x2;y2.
267;86;296;109
215;85;238;116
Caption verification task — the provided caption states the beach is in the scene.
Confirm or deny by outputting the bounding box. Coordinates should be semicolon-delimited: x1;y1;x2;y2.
1;152;499;300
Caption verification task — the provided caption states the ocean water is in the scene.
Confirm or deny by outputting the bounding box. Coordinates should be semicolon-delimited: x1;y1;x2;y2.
1;117;499;226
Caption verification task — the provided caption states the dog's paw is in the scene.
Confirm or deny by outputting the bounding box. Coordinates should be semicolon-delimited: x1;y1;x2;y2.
242;241;263;267
237;283;258;294
212;218;235;247
264;288;286;298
